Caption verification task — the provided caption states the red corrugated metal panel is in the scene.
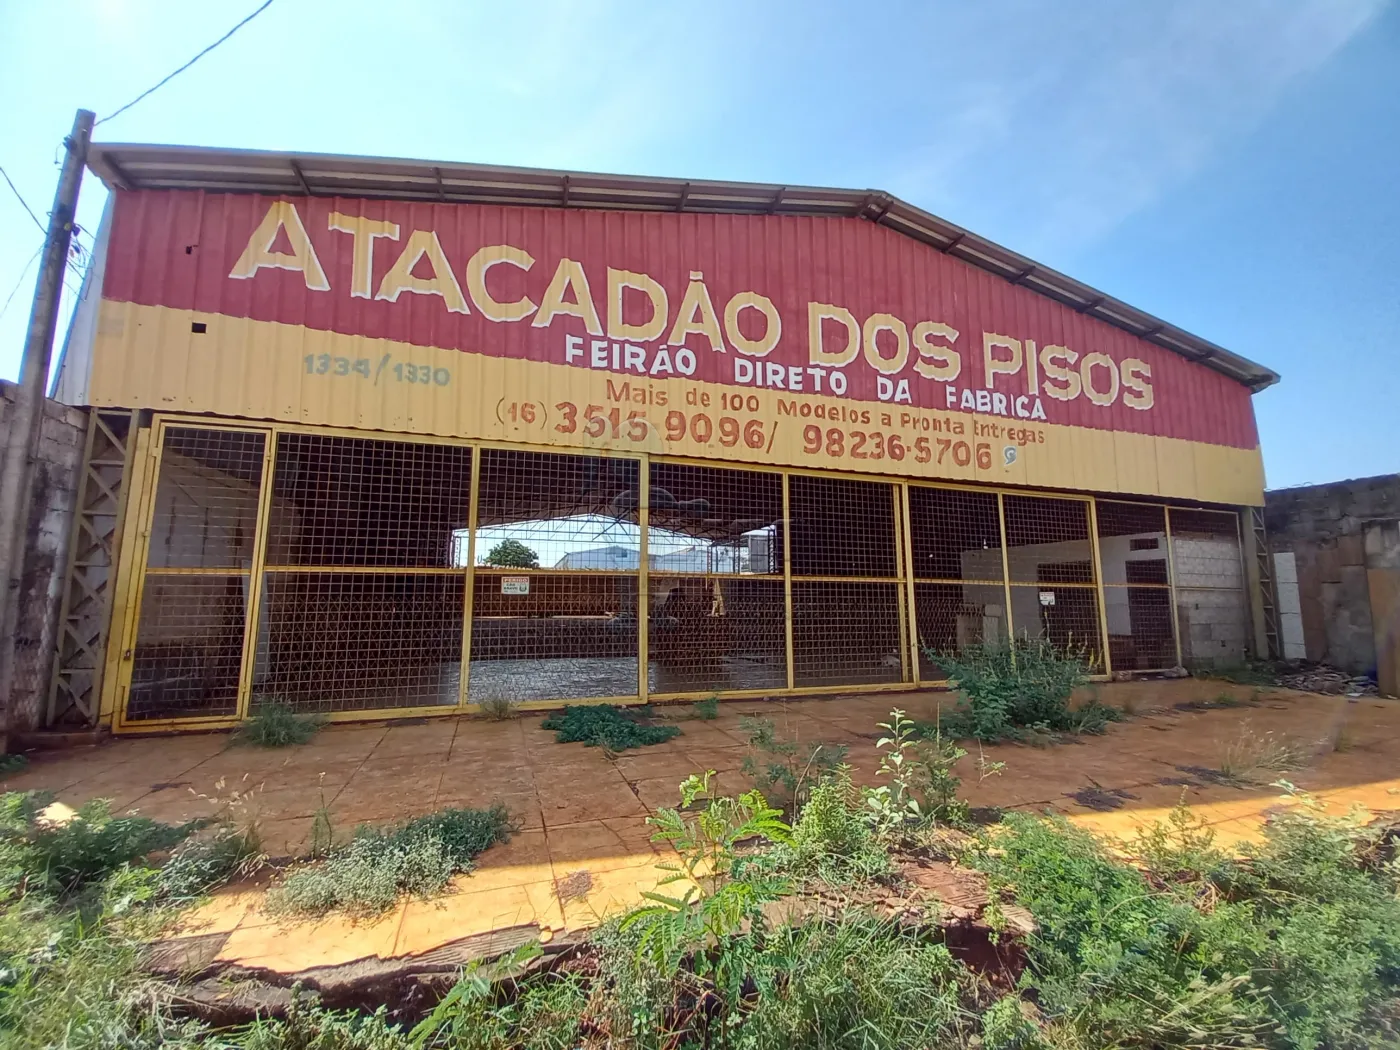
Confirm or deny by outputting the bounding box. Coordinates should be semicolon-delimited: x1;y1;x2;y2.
99;189;1258;449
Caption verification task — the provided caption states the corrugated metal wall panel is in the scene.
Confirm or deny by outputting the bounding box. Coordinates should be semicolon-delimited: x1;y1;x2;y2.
85;189;1267;505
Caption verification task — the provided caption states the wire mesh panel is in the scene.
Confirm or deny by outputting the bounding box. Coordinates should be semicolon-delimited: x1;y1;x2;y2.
787;475;906;687
1002;494;1103;670
266;434;472;567
126;575;249;721
789;475;899;577
252;573;464;712
908;486;1006;679
644;464;785;694
1097;501;1176;670
649;575;786;693
471;449;644;702
477;449;642;569
470;572;639;701
1169;507;1248;668
252;434;474;713
146;428;265;570
792;581;904;686
647;464;784;575
126;427;266;721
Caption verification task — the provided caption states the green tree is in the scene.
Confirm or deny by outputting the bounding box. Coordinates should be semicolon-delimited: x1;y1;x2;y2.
483;539;539;568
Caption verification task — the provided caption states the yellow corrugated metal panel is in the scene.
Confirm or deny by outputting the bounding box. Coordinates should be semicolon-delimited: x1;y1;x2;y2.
90;302;1264;505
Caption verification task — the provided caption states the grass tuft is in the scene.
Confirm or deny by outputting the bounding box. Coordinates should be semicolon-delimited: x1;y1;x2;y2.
1217;726;1310;784
541;704;680;751
267;803;512;918
692;694;720;720
232;699;325;748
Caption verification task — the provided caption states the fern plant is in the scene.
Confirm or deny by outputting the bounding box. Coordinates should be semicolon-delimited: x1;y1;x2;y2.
624;771;792;970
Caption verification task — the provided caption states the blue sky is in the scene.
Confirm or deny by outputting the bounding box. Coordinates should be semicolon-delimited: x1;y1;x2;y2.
1;0;1395;489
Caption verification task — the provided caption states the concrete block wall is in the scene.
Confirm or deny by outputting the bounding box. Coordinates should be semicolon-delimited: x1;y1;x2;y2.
1272;551;1307;660
1265;474;1400;690
0;381;87;736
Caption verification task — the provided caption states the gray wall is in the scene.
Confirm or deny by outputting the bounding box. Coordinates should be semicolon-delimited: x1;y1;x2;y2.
0;381;87;736
1264;474;1400;688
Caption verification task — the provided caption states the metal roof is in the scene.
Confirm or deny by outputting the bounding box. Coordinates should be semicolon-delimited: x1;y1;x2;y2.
85;143;1279;392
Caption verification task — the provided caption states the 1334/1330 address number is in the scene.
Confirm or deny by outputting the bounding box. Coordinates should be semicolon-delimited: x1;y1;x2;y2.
802;425;991;467
303;353;450;386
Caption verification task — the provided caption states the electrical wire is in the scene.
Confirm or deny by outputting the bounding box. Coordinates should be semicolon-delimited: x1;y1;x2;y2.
0;245;44;323
1;165;44;234
96;0;277;126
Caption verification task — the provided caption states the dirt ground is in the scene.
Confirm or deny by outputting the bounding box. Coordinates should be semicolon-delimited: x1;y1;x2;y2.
5;679;1398;980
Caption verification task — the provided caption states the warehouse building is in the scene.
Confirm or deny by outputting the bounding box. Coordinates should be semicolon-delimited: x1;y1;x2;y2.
39;144;1280;733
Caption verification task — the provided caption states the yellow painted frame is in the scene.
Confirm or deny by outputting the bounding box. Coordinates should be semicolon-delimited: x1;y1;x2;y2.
107;413;1252;732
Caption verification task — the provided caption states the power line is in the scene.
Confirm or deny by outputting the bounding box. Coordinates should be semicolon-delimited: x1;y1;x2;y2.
0;245;43;324
0;165;44;234
97;0;277;126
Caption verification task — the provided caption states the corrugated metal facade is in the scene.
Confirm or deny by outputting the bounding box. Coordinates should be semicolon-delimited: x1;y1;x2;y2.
47;156;1277;729
62;188;1267;506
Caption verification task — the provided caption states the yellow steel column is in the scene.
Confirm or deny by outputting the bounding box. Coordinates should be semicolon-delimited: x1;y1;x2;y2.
100;423;157;727
900;483;920;684
1164;507;1184;668
997;492;1015;653
782;472;795;691
893;484;910;683
458;445;482;708
637;456;650;704
233;428;278;721
1087;497;1113;677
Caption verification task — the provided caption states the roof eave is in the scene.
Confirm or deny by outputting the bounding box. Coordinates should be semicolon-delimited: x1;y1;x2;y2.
85;142;1280;393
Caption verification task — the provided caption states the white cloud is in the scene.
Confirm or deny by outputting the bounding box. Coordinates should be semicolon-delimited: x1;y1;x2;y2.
876;0;1387;257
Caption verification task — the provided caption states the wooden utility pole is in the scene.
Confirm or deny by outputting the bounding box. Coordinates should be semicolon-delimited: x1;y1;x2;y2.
0;109;95;741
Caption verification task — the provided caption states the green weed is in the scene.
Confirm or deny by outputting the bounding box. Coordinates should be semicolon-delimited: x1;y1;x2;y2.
233;699;326;748
0;754;27;776
540;704;680;751
625;771;791;969
739;715;847;815
970;801;1400;1050
155;825;262;903
267;803;512;918
692;694;720;720
781;767;891;884
925;639;1119;743
0;792;200;897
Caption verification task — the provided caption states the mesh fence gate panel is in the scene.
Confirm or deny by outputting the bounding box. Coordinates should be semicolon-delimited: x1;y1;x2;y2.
1095;501;1178;671
125;427;266;721
116;421;1258;724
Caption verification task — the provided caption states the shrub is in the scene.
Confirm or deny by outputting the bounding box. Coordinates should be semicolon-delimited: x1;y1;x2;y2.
927;640;1117;742
233;700;326;748
981;995;1045;1050
784;768;890;884
267;803;512;918
732;913;966;1050
692;694;719;720
1;792;199;897
970;803;1400;1050
625;772;791;970
540;704;680;751
739;716;847;815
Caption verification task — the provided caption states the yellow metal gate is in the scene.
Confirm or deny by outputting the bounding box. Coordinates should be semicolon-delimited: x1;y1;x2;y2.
104;416;1248;731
